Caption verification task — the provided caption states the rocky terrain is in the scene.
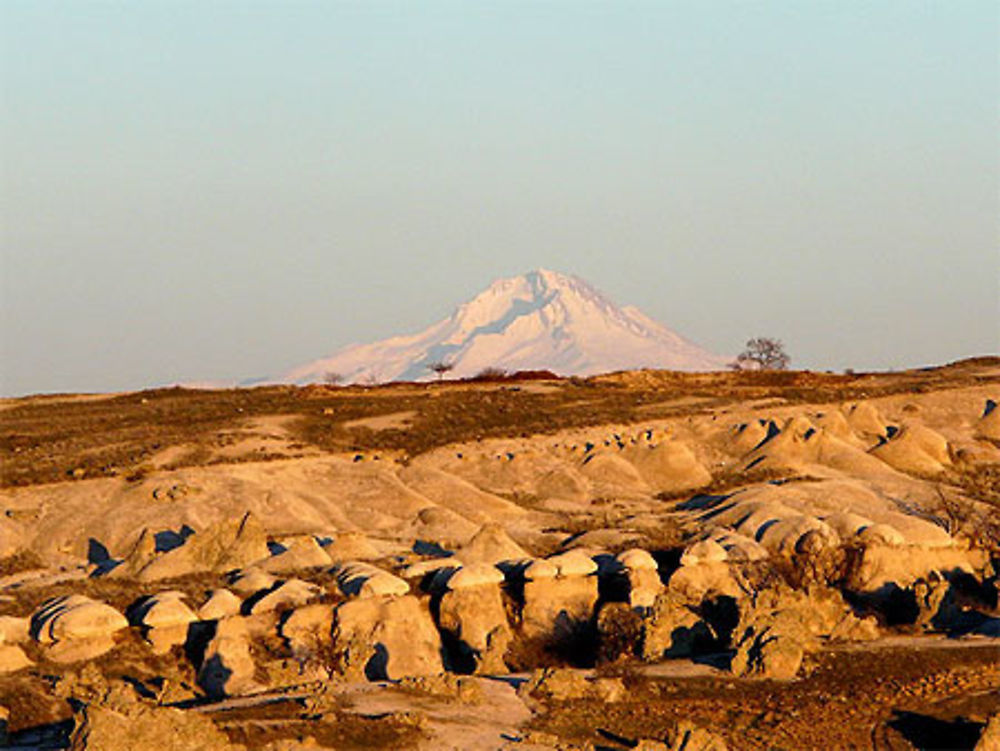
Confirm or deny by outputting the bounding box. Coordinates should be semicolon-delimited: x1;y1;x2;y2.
0;359;998;750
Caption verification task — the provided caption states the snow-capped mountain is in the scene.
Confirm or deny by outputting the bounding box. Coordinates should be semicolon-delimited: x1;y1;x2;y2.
278;269;728;384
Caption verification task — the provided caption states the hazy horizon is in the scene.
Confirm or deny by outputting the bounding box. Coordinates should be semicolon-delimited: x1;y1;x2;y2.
3;2;998;396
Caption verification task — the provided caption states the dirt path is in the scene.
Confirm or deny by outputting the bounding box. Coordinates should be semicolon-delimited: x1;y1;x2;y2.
340;677;535;751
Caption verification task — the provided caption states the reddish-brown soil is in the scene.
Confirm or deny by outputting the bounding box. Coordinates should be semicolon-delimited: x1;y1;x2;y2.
535;642;1000;750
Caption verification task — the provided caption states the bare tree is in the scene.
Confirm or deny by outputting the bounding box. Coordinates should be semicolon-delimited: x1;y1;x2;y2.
427;361;455;381
322;372;343;385
734;337;790;371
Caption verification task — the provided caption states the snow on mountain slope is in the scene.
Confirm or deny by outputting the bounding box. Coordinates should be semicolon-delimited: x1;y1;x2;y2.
278;269;728;384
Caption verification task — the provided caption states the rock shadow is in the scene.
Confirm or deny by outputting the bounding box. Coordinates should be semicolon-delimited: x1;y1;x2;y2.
364;642;390;681
154;525;194;553
887;710;982;750
650;548;683;587
4;718;74;749
676;492;732;513
87;538;119;576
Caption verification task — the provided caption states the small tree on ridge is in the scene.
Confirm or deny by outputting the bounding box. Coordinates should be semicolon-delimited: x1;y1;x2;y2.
734;337;790;371
427;361;455;381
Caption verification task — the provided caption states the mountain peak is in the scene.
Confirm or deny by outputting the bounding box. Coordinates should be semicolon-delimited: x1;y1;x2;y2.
279;270;727;384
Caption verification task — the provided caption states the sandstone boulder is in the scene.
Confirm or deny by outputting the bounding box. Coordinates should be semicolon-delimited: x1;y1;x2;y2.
757;516;837;555
335;562;410;599
106;528;157;579
32;596;129;643
870;423;952;474
829;612;880;643
137;512;270;582
437;572;512;674
516;667;624;703
69;693;242;751
846;402;887;439
197;618;259;698
323;532;381;562
731;619;804;680
633;724;728;751
0;616;29;644
976;712;1000;751
0;645;32;674
728;589;834;680
618;547;658;571
249;579;322;614
331;594;443;680
198;589;242;620
823;512;874;540
281;604;333;656
641;589;713;660
129;591;198;629
230;568;278;595
523;558;559;581
548;549;598;577
397;673;484;704
849;541;985;593
624;440;712;494
455;524;528;565
710;532;768;562
857;524;906;547
129;591;199;653
47;637;120;663
615;548;663;609
668;562;740;603
445;563;504;590
260;537;332;573
402;558;463;580
521;572;598;641
680;540;727;566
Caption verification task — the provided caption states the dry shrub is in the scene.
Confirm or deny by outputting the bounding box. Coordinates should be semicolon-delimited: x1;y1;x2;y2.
950;464;1000;506
656;469;821;504
504;634;563;672
125;464;154;483
504;621;598;671
636;526;686;554
595;602;643;665
593;655;643;689
933;475;1000;551
735;544;862;594
0;549;46;576
502;590;600;672
0;674;74;735
469;367;509;381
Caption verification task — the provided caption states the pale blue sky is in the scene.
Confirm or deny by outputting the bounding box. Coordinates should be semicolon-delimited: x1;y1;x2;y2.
2;1;998;394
